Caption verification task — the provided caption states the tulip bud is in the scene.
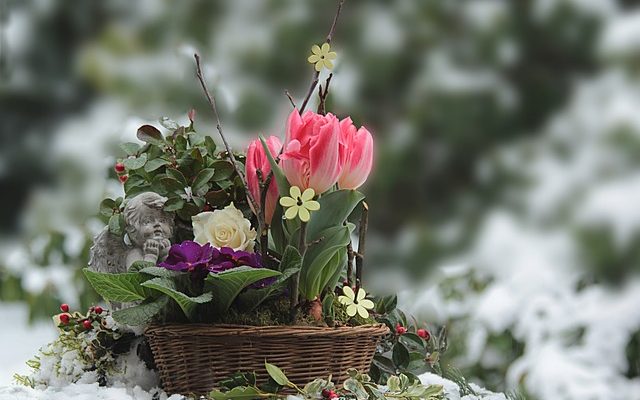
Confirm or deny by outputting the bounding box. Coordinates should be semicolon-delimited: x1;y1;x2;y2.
245;136;281;224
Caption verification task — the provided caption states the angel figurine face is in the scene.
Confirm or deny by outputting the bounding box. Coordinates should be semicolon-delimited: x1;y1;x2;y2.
123;192;174;267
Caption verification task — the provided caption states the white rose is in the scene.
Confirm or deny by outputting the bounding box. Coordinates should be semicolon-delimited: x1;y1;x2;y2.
191;203;257;251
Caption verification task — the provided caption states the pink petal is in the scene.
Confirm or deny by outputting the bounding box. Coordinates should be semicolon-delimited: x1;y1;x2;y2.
309;115;342;194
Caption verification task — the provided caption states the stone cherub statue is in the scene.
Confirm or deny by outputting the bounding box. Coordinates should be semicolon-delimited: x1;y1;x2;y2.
89;192;175;274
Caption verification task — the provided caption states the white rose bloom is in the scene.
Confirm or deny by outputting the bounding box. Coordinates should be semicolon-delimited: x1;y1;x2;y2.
192;203;257;251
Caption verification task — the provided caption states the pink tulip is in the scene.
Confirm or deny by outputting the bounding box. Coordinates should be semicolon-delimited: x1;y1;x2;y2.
338;117;373;190
280;109;345;194
246;135;282;224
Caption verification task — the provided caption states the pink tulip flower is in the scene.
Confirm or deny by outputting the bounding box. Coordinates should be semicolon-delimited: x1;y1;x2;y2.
246;135;282;224
280;109;345;194
338;117;373;190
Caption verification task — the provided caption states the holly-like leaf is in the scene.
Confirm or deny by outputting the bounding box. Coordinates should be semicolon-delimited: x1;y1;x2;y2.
137;125;164;146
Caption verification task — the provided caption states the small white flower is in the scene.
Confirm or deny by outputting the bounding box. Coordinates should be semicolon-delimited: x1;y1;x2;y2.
338;286;375;318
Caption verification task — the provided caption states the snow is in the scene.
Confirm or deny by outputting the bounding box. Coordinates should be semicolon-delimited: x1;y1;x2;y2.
0;304;56;386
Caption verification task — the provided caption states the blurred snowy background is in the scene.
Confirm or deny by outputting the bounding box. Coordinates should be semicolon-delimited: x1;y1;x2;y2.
1;0;640;399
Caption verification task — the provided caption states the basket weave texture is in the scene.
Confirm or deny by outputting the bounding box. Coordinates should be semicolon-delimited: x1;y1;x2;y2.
145;323;389;395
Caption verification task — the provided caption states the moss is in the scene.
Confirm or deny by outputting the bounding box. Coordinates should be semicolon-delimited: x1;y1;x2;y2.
331;296;376;326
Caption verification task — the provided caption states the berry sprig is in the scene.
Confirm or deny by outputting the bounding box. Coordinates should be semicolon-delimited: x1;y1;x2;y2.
54;304;109;333
114;162;128;184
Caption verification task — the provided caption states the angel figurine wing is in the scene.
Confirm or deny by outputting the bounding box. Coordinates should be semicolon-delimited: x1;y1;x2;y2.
88;227;128;274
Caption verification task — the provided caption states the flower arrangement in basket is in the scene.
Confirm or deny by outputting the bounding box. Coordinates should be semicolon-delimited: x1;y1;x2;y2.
60;2;447;398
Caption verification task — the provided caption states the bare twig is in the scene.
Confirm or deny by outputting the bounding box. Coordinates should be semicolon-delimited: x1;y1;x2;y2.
256;168;271;266
355;201;368;296
284;90;297;109
298;0;345;115
194;53;259;213
317;73;333;115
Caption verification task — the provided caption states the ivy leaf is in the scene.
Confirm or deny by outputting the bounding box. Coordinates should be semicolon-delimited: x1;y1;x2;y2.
83;268;152;302
144;157;170;172
205;267;281;313
141;277;212;319
343;378;369;400
137;125;164;146
192;168;216;192
112;296;169;326
123;153;148;170
264;362;291;387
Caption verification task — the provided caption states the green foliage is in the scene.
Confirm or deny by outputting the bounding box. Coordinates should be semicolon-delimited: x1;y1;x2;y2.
209;363;444;400
82;269;154;303
205;267;281;313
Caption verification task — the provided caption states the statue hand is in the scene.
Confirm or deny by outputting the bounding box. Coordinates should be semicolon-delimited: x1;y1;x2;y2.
143;239;161;259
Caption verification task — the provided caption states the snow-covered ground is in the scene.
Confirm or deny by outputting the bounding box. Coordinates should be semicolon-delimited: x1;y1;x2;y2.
0;304;56;386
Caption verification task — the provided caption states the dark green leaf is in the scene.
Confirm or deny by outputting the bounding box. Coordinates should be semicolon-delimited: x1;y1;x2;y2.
236;267;299;311
211;160;235;181
137;125;164;146
177;202;199;220
205;190;229;207
193;168;215;191
204;136;217;156
166;168;187;185
99;198;117;217
163;197;185;212
139;266;184;278
392;342;411;369
259;136;289;196
144;157;170;172
159;177;184;193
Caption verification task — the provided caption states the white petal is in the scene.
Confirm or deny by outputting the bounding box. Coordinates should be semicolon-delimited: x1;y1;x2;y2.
357;306;369;319
346;304;358;317
342;286;355;300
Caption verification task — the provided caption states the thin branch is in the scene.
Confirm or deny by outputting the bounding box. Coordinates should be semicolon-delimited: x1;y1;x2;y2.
346;240;354;287
355;201;368;295
298;0;345;115
284;90;297;109
256;168;271;267
194;53;259;213
317;73;333;115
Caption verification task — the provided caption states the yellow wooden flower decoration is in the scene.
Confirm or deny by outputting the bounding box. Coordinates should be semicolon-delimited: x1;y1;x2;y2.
307;43;337;72
279;186;320;222
338;286;375;318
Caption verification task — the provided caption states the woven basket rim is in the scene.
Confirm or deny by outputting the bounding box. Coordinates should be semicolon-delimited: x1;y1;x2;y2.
145;323;389;338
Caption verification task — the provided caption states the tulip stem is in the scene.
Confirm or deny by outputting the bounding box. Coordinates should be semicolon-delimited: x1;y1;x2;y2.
355;201;368;293
194;53;260;214
256;168;271;267
298;0;345;115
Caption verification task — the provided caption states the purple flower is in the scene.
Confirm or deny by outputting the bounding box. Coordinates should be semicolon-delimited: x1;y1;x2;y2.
207;247;262;273
158;241;214;272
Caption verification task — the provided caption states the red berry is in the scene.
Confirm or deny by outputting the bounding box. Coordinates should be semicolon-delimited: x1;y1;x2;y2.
322;389;331;398
119;174;129;183
60;303;69;312
417;328;430;340
59;314;70;324
395;323;407;335
83;319;92;329
328;390;338;399
94;306;103;315
114;162;125;173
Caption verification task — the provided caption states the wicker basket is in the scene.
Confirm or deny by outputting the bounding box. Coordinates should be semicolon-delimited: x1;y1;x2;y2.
145;323;389;395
